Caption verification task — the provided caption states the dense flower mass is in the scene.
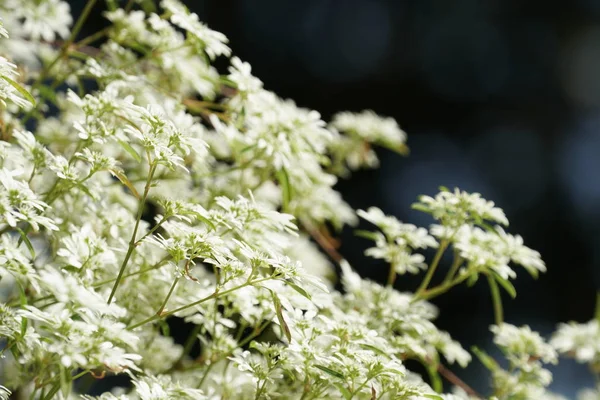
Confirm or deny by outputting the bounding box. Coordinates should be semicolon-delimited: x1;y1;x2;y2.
0;1;598;399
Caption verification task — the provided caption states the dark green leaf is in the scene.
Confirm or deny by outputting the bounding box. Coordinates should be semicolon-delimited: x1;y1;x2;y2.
315;364;345;380
276;168;292;213
158;319;170;336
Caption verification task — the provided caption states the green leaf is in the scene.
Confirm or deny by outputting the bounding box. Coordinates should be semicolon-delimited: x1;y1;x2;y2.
195;213;216;231
287;282;311;300
109;168;140;199
36;84;58;105
354;230;380;241
492;272;517;299
411;203;431;213
423;394;444;400
158;319;170;336
270;290;291;342
1;76;36;105
439;186;450;192
118;139;142;163
315;364;345;380
471;346;500;371
276;168;292;213
16;228;35;259
426;363;442;393
466;272;479;287
333;383;352;400
139;0;157;13
359;343;388;358
18;283;28;337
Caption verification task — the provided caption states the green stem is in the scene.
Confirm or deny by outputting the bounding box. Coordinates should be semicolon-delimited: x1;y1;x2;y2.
107;163;156;304
413;271;472;302
487;274;504;326
443;251;462;284
416;240;449;296
93;257;169;288
75;26;110;47
157;277;180;315
197;362;214;389
127;276;272;330
387;264;397;287
35;0;97;87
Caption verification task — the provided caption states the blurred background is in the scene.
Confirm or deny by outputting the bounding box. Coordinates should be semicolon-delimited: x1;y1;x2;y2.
73;0;600;396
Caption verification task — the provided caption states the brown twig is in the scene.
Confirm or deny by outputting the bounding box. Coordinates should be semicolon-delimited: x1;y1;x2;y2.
305;225;343;263
437;363;482;398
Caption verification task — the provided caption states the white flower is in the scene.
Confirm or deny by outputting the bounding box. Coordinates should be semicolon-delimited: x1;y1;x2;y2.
551;319;600;363
331;110;407;151
415;187;509;227
19;0;72;41
0;386;10;400
162;0;231;60
228;57;263;94
492;323;558;364
358;207;438;249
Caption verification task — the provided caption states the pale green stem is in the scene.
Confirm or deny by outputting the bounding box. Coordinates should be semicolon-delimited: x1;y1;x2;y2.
387;263;397;287
127;276;273;330
107;163;157;304
157;277;180;315
412;271;472;302
443;251;463;284
416;240;449;296
487;274;504;326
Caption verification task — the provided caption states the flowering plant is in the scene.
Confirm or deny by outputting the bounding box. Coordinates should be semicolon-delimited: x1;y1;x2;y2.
0;1;598;399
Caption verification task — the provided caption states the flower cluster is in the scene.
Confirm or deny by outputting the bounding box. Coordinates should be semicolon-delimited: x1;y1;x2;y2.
0;1;597;399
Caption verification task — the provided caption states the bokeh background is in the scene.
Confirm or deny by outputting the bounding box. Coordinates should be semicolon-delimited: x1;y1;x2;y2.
73;0;600;396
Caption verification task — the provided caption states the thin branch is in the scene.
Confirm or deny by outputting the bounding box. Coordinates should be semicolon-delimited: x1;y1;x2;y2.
437;363;482;398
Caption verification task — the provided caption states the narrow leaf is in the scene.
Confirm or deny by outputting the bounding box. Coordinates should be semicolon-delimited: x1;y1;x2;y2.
333;383;352;400
287;282;311;300
359;343;388;358
466;272;479;287
270;290;291;342
315;364;345;379
1;76;35;105
354;230;380;241
411;203;431;213
471;346;500;371
158;319;170;336
16;228;35;259
118;139;142;163
492;272;517;299
276;168;292;212
109;168;140;199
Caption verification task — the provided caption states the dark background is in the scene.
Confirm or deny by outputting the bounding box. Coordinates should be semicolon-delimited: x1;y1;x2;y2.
72;0;600;395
